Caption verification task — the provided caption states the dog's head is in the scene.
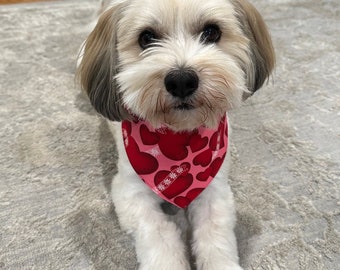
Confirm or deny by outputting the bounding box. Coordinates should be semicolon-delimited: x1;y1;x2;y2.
77;0;275;131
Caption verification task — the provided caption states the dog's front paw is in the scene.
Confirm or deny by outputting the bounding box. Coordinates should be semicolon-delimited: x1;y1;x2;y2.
196;260;243;270
192;221;243;270
138;250;189;270
135;220;190;270
137;242;190;270
139;260;189;270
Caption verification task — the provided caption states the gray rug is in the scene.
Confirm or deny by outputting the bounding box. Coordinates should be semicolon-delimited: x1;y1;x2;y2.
0;0;339;269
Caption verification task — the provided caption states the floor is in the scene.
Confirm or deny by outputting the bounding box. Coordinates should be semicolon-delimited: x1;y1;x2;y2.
0;0;339;269
0;0;49;4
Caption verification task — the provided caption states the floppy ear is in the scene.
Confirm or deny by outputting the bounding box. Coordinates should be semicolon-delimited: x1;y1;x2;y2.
232;0;275;93
77;6;129;121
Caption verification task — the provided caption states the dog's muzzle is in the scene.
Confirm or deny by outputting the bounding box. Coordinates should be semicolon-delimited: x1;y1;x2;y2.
164;69;199;99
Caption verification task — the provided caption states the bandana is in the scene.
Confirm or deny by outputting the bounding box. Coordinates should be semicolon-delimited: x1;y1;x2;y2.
122;115;228;208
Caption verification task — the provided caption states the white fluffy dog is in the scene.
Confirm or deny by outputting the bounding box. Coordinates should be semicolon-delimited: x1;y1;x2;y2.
77;0;275;269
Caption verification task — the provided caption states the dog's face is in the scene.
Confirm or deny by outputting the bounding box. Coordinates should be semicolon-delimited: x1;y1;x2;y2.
78;0;275;131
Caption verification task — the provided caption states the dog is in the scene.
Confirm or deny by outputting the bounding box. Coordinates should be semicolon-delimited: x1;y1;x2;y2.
77;0;275;269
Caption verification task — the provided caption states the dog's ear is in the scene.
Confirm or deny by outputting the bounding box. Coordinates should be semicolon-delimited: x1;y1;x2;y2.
232;0;275;94
77;5;129;121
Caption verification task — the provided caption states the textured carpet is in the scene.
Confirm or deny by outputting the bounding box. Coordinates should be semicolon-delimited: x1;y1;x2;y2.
0;0;339;269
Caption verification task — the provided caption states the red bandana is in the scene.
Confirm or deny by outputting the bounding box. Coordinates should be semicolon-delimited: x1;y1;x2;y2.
122;116;228;208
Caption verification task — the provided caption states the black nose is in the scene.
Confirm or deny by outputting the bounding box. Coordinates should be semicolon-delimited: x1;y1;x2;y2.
164;69;199;99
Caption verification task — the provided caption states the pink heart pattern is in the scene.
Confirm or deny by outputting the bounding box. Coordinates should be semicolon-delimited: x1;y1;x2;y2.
122;115;228;208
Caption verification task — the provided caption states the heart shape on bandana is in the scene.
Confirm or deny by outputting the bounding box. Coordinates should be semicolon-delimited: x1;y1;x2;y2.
122;121;132;136
209;121;226;150
193;148;213;167
158;132;190;161
196;167;213;181
154;168;193;199
189;134;208;153
174;188;204;208
210;155;225;177
125;136;159;175
140;124;159;145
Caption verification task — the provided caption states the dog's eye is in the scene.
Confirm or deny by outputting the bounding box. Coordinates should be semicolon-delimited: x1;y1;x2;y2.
139;30;158;50
200;24;221;44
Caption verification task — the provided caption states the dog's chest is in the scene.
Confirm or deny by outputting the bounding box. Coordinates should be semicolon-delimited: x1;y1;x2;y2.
121;116;228;208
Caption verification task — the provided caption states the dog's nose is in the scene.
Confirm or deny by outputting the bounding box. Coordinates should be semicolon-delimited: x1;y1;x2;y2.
164;69;199;99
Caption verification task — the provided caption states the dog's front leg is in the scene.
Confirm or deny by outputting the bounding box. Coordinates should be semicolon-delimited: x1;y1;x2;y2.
112;173;189;270
111;135;190;270
188;165;242;270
